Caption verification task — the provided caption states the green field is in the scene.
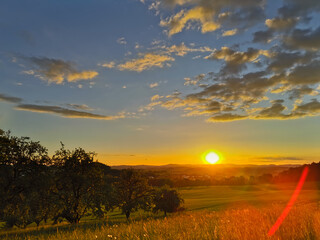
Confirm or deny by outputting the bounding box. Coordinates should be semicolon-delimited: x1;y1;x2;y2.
1;184;319;239
180;183;320;211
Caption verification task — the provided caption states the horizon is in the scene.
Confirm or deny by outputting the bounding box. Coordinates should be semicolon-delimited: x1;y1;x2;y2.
1;0;319;166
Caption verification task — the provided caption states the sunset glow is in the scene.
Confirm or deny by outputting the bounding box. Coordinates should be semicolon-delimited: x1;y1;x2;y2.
0;0;319;165
1;1;320;238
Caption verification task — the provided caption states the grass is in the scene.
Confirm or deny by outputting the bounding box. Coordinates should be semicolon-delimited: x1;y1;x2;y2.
1;184;320;239
180;183;320;211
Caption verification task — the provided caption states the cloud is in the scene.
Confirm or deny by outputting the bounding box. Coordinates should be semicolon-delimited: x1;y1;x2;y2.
278;0;320;19
118;53;174;72
0;93;22;103
20;57;98;84
207;113;247;122
117;37;127;45
161;42;213;56
184;73;206;86
104;42;213;73
67;71;98;82
15;104;125;120
253;29;274;43
65;104;93;111
265;17;298;30
0;93;127;121
137;0;320;123
293;99;320;115
284;27;320;51
146;62;320;122
222;29;238;37
151;94;163;101
158;0;265;36
160;7;220;36
99;61;116;68
287;60;320;85
149;82;159;88
218;6;265;32
267;51;314;73
206;47;269;63
205;47;270;74
288;86;318;100
255;100;289;119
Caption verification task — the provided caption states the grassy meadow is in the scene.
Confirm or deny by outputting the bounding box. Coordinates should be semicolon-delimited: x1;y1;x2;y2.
1;184;320;240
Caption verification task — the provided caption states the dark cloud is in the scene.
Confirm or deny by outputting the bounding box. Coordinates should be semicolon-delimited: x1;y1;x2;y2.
65;104;93;111
284;27;320;51
287;60;320;85
265;17;298;30
278;0;320;19
205;47;270;75
218;7;265;32
255;100;289;119
207;113;247;122
0;93;22;103
267;51;314;73
288;86;317;100
15;104;124;120
293;99;320;114
0;92;126;121
253;29;274;43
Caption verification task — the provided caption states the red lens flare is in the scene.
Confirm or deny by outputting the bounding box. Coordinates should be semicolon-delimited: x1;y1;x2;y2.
267;166;309;237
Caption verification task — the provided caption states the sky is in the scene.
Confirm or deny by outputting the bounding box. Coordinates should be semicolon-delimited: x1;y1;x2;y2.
0;0;320;165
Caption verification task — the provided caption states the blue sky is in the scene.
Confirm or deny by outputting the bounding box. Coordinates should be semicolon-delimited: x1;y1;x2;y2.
1;0;320;165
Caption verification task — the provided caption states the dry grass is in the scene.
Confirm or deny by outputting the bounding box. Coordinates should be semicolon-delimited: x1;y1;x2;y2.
2;202;320;240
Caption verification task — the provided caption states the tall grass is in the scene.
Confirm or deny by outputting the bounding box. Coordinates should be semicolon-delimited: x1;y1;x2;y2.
1;203;320;240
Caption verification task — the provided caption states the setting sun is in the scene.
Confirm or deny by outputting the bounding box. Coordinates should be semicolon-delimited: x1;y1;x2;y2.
205;152;220;164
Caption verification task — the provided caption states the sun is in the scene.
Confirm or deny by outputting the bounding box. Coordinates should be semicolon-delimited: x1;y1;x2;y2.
205;151;220;164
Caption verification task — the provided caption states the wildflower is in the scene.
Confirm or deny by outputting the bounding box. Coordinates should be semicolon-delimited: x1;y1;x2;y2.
107;234;113;238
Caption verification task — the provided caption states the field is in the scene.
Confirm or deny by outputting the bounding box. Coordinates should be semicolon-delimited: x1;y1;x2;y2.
1;184;320;240
180;183;320;211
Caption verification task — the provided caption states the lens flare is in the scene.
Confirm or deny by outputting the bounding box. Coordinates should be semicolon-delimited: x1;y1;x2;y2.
268;166;309;236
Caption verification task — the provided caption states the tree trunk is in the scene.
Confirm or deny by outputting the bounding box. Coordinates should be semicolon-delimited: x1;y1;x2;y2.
125;211;130;220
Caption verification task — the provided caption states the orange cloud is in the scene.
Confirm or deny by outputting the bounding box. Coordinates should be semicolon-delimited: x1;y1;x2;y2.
118;53;174;72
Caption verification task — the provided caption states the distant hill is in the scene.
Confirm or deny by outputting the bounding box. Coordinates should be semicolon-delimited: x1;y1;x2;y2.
111;164;300;178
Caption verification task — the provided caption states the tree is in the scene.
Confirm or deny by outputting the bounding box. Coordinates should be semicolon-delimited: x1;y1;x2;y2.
51;144;111;224
115;169;153;219
153;186;184;216
0;129;51;228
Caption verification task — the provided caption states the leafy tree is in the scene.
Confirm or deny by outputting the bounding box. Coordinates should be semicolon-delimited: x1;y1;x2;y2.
115;169;153;219
153;186;184;216
0;129;51;228
51;144;112;224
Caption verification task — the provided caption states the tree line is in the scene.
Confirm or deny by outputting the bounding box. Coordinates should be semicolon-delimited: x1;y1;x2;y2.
149;164;320;187
0;130;184;228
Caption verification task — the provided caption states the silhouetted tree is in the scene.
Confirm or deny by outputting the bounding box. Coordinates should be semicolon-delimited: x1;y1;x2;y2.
152;186;184;216
51;144;111;224
115;169;153;219
0;129;51;228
